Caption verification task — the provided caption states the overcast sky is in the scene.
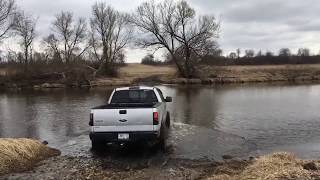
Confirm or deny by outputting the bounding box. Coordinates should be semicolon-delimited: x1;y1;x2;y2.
12;0;320;62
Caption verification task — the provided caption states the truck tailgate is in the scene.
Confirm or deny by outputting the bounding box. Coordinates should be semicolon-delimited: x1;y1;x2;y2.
92;108;154;132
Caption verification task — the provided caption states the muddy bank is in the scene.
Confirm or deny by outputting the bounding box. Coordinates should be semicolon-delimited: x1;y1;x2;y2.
2;76;320;90
3;155;242;180
4;152;320;179
1;127;320;179
1;123;256;179
2;137;250;180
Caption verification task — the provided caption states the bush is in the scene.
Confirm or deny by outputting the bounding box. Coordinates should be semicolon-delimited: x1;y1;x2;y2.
141;54;164;65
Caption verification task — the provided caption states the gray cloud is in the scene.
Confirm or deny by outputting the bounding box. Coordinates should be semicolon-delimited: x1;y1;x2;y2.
8;0;320;61
191;0;320;55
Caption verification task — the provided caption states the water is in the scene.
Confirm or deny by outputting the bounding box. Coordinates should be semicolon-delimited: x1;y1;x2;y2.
1;83;320;160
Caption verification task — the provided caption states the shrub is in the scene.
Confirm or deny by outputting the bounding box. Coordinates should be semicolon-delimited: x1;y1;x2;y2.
141;54;163;65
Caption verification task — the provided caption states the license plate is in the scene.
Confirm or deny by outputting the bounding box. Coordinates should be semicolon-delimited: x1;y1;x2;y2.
118;133;129;140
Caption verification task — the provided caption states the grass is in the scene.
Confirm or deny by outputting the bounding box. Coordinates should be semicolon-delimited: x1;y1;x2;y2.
118;64;320;84
0;138;60;175
201;64;320;82
119;63;176;78
90;63;177;86
208;152;319;180
2;63;320;86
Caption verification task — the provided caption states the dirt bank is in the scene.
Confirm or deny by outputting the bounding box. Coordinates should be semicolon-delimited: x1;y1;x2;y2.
2;64;320;89
4;155;226;179
85;64;320;86
4;151;320;179
1;138;319;179
209;152;320;180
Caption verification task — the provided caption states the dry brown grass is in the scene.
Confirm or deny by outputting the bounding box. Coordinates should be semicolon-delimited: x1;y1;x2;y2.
0;138;60;175
119;63;176;78
208;152;316;180
0;69;5;76
201;64;320;83
203;64;320;76
91;64;320;85
92;63;177;86
119;63;177;81
238;152;311;180
120;64;320;84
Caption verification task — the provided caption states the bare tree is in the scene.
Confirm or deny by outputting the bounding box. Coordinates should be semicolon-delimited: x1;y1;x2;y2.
43;34;62;62
0;0;16;42
244;49;255;58
229;52;237;59
52;11;87;64
90;2;132;75
266;51;274;57
256;50;263;57
297;48;310;57
236;48;241;59
213;48;223;57
131;0;219;78
13;11;36;69
279;48;291;57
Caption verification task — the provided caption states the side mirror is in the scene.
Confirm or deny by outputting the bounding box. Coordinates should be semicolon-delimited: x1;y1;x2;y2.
165;96;172;102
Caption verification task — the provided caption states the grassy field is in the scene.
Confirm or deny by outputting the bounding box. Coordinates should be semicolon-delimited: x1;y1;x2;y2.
2;63;320;87
119;63;176;79
91;64;177;86
200;64;320;83
115;63;320;84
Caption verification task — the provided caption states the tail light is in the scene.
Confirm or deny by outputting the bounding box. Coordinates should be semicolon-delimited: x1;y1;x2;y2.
89;113;93;126
153;112;159;125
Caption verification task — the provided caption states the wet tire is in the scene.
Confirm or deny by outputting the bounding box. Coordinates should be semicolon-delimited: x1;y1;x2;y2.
158;125;167;152
159;138;166;152
166;112;171;128
91;140;105;151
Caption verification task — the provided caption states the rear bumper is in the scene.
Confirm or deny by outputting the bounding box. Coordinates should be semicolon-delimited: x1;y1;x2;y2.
89;131;159;142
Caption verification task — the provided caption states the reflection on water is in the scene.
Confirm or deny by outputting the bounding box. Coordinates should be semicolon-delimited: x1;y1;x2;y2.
0;89;113;147
164;86;220;128
1;83;320;159
161;84;320;158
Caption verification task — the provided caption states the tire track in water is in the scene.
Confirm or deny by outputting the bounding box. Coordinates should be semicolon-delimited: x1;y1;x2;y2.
56;122;257;161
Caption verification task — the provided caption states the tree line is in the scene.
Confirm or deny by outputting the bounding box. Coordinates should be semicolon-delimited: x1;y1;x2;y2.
199;48;320;66
227;48;311;59
1;0;319;79
0;0;219;78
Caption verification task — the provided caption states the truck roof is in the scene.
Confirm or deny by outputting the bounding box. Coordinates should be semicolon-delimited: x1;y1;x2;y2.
115;86;155;91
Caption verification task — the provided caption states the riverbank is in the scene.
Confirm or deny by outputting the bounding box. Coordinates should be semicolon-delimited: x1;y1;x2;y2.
3;146;320;179
2;64;320;89
0;139;60;175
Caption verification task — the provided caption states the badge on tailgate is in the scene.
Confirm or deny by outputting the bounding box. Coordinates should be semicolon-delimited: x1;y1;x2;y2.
119;119;128;123
118;133;129;140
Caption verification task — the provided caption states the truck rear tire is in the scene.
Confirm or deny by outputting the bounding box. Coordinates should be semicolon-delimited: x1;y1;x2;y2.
159;138;166;152
158;125;167;152
91;140;104;151
166;112;171;128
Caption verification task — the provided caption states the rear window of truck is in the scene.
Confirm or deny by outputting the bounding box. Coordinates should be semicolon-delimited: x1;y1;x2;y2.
111;90;158;104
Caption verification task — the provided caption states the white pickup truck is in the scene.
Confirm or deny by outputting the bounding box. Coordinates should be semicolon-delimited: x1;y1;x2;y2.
89;86;172;150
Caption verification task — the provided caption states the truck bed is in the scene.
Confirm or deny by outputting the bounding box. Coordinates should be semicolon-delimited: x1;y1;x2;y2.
92;103;160;109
